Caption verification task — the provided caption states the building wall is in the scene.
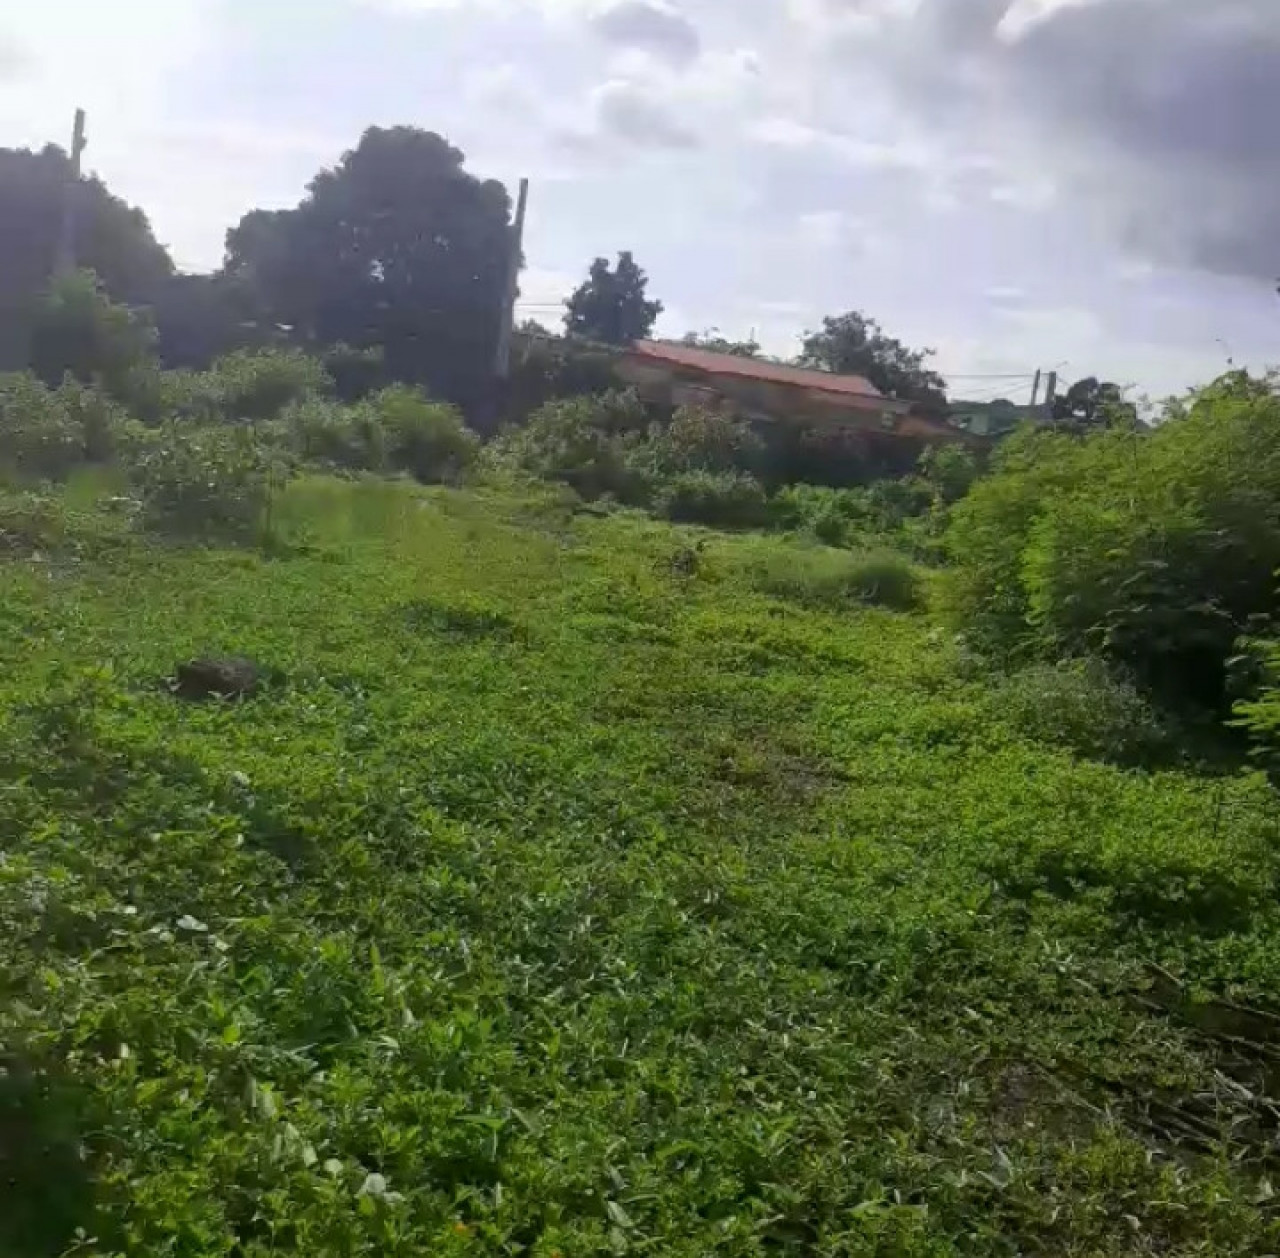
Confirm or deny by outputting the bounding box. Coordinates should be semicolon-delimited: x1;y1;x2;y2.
614;356;903;432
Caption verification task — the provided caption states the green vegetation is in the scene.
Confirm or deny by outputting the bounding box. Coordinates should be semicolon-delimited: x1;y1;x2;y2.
4;230;1280;1250
0;445;1279;1252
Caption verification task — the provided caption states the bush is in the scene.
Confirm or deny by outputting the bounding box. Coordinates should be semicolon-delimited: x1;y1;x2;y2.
770;484;879;545
206;348;333;421
27;270;158;405
0;374;86;479
286;397;387;472
323;343;386;403
946;373;1280;713
748;544;920;610
130;425;279;538
647;406;764;476
1235;637;1280;776
655;470;770;529
991;659;1172;765
0;374;138;479
372;387;479;483
490;391;651;502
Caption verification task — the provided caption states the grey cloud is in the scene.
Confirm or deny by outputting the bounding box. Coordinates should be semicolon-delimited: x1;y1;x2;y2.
590;1;702;65
0;33;30;81
592;78;700;148
856;0;1280;279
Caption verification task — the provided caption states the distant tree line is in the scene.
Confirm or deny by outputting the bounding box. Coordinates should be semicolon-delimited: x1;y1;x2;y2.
0;124;1129;434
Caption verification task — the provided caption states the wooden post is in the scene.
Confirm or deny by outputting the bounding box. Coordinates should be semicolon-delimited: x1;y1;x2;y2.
494;177;529;383
55;108;88;277
1030;369;1042;408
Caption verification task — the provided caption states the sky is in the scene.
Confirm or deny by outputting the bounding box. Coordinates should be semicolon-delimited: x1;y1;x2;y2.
2;0;1279;402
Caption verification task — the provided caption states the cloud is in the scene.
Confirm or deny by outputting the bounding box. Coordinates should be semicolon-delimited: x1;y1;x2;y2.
590;1;701;64
840;0;1280;280
589;77;700;147
0;34;30;81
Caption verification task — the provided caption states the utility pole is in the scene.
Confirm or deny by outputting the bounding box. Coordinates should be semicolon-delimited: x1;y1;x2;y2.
1044;371;1059;414
1030;369;1042;408
493;177;530;384
55;108;88;277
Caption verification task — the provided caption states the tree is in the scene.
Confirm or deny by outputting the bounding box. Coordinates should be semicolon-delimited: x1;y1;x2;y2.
799;311;948;417
0;145;172;368
28;269;158;401
151;272;267;369
564;252;662;345
1052;377;1139;430
681;328;760;358
223;127;514;410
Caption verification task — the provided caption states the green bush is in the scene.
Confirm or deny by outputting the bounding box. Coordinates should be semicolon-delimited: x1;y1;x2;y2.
286;397;387;472
490;391;651;502
991;659;1172;765
946;373;1280;712
647;405;764;476
770;484;878;545
0;374;85;479
130;425;279;538
206;348;333;421
655;470;770;529
749;544;920;610
27;270;158;405
372;386;479;484
1235;637;1280;775
0;374;135;479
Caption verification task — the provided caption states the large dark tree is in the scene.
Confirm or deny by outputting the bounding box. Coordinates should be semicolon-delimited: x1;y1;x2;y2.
799;311;948;417
0;145;173;368
1052;376;1139;430
223;127;514;408
151;273;267;369
564;252;662;346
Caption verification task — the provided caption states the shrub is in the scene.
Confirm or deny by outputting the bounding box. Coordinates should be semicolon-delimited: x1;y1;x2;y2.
27;269;158;404
0;374;85;479
1235;637;1280;776
749;544;920;610
655;470;770;529
647;406;764;476
206;348;333;421
770;484;879;545
490;391;651;502
286;397;387;472
130;425;279;538
322;343;386;403
946;374;1280;713
919;444;980;505
372;387;479;483
990;659;1172;765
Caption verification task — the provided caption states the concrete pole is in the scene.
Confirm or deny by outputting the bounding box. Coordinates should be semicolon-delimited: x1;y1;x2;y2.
55;108;87;277
493;177;530;382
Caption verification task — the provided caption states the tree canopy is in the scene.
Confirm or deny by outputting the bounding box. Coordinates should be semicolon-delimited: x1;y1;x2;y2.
681;329;761;359
1052;376;1139;430
223;127;514;408
0;145;172;368
799;311;948;417
564;252;663;346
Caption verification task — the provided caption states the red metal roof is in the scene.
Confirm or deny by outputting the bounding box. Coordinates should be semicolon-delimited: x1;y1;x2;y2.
630;340;886;401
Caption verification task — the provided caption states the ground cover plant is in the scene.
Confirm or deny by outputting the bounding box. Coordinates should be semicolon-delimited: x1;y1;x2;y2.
2;473;1280;1256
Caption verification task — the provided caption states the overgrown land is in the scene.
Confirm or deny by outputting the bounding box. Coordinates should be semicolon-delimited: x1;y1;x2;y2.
2;347;1280;1255
2;129;1280;1257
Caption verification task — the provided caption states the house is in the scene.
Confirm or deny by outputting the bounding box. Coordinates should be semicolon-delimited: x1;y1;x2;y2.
613;340;963;442
949;398;1048;438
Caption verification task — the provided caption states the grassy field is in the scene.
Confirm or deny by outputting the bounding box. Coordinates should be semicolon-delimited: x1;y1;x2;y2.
3;476;1280;1256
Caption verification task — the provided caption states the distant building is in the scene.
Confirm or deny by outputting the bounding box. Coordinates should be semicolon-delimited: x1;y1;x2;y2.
611;339;965;442
949;398;1048;438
